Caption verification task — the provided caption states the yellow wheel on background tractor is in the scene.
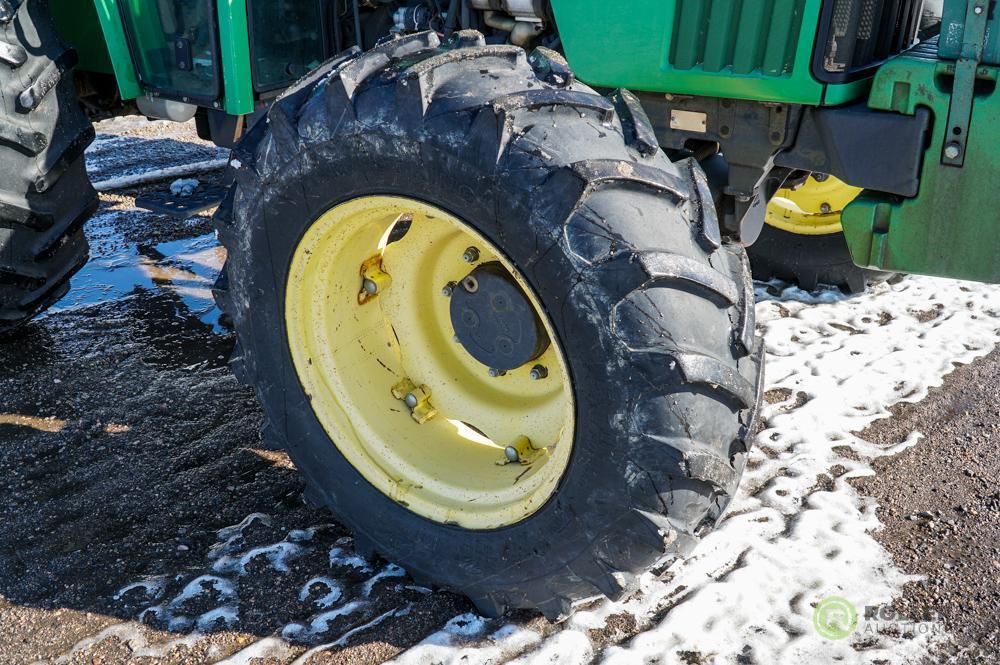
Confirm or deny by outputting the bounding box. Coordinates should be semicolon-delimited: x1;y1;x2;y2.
748;174;889;293
765;175;861;237
285;196;575;530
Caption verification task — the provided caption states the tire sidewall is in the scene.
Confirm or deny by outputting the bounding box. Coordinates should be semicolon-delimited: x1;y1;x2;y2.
232;128;659;592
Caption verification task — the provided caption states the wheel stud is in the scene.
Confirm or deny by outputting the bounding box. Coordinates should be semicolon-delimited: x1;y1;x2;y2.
529;364;548;380
463;246;480;263
392;379;437;424
358;255;391;304
497;436;542;466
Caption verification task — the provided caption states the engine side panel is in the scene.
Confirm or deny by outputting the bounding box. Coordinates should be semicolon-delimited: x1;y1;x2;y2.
550;0;828;104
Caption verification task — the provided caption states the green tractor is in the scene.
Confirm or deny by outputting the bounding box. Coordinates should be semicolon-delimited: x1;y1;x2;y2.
2;0;996;618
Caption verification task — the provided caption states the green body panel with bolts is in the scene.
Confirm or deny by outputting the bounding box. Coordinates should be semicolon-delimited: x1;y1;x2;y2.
842;42;1000;283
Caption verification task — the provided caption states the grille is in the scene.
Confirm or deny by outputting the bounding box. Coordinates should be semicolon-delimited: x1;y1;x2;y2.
669;0;808;78
820;0;924;78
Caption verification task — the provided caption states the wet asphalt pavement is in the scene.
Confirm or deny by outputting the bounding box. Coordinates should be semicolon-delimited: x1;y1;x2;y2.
1;118;999;664
0;120;475;664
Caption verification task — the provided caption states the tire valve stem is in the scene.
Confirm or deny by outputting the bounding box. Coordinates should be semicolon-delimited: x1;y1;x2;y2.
529;365;548;380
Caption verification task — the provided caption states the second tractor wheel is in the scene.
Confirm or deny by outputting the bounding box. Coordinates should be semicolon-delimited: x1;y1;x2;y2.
748;174;887;294
0;1;97;335
215;32;763;619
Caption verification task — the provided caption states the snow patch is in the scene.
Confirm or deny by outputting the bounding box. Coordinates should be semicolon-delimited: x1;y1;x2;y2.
362;563;407;597
92;158;228;192
213;541;304;576
170;178;200;197
395;276;1000;665
329;545;373;572
299;576;343;608
216;636;296;664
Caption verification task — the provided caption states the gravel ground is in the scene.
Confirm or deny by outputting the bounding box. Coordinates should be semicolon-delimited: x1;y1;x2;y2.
2;117;999;665
853;347;1000;665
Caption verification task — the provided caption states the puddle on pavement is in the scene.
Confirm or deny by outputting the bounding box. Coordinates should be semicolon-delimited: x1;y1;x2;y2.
50;211;226;333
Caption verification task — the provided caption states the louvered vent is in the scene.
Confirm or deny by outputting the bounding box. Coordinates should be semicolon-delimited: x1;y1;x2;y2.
669;0;808;78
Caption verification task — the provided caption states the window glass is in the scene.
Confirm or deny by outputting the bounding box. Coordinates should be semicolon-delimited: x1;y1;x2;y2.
118;0;221;101
249;0;326;91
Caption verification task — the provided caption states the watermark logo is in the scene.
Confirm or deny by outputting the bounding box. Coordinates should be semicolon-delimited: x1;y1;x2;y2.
812;597;942;640
813;596;858;640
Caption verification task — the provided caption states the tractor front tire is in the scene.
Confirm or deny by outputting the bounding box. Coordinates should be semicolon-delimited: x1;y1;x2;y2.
215;33;763;619
0;0;96;335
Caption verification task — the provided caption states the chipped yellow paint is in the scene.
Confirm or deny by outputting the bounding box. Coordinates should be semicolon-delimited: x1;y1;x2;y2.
765;175;862;236
285;196;575;529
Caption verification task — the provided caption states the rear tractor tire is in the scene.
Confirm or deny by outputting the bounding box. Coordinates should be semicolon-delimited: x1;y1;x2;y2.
215;32;764;619
748;174;891;294
0;0;97;334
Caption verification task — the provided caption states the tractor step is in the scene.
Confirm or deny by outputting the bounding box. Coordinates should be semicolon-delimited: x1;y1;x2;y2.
135;184;229;219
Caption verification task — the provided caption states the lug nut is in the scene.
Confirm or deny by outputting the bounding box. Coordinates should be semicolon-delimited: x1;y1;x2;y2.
442;281;456;297
819;202;832;214
945;142;962;160
463;246;480;263
529;364;548;380
488;368;506;378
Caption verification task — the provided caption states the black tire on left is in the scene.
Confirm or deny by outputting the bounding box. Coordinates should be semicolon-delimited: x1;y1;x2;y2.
0;0;97;335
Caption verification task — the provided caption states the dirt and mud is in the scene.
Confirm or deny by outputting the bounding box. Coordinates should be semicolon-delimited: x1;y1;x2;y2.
1;118;999;665
853;348;1000;665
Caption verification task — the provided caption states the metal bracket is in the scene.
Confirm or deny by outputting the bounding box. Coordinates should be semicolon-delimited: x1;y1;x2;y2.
496;435;547;466
942;1;992;167
392;379;437;424
358;254;392;305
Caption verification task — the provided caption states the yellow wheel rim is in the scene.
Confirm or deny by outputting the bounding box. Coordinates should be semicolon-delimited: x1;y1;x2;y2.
285;196;575;530
765;175;862;236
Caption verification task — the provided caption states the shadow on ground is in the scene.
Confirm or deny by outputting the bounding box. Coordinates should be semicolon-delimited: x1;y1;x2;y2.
0;254;471;663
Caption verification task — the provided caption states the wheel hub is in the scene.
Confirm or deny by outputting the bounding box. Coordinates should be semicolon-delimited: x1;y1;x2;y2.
450;262;550;372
